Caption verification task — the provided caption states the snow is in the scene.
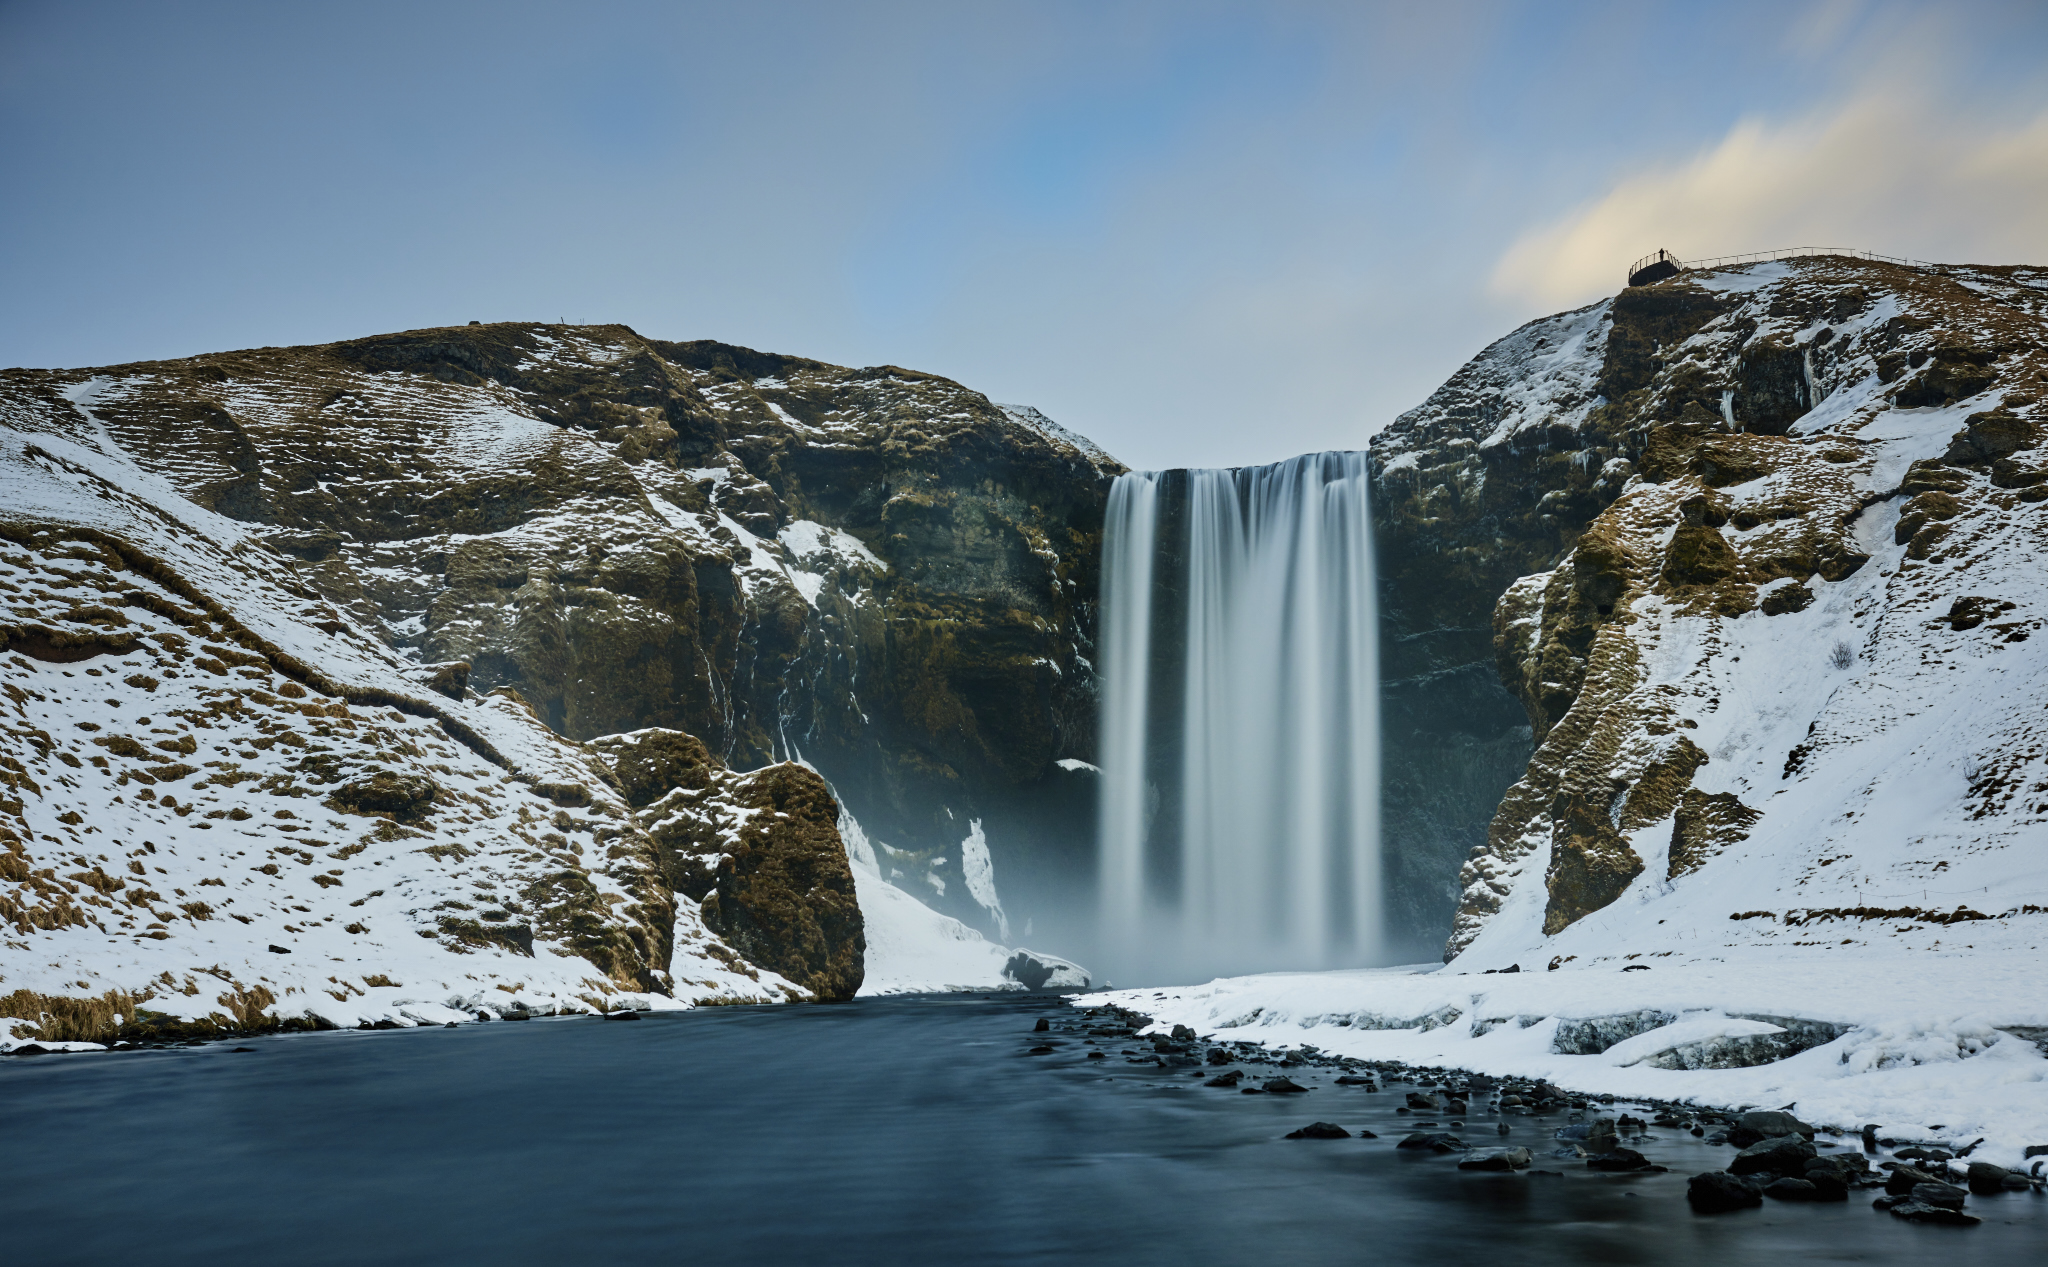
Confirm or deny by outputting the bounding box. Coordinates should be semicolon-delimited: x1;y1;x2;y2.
996;403;1119;470
1079;953;2048;1170
1055;758;1101;774
779;518;886;571
1686;260;1793;294
958;818;1008;941
850;865;1021;995
833;802;1054;995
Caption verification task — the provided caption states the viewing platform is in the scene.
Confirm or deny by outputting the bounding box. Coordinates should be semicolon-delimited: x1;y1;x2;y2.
1627;245;1942;287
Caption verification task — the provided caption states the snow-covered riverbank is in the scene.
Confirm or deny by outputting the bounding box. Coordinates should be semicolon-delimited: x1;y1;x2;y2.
1079;951;2048;1173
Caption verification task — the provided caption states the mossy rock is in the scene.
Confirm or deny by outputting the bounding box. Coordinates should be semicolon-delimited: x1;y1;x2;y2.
699;763;865;1002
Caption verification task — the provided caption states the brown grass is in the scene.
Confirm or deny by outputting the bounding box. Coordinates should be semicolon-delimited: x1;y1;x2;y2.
1;988;152;1042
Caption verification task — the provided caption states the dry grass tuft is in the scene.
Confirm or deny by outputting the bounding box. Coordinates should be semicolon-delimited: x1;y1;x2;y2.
0;988;152;1042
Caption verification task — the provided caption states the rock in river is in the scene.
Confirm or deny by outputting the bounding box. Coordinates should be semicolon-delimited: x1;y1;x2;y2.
1728;1134;1816;1177
1585;1148;1656;1172
1687;1171;1764;1213
1458;1148;1533;1172
1285;1123;1351;1139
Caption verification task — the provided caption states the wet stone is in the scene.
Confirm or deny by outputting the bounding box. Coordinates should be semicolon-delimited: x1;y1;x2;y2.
1285;1122;1351;1140
1458;1148;1532;1172
1911;1181;1967;1211
1763;1177;1821;1201
1688;1171;1764;1213
1586;1147;1658;1172
1397;1133;1469;1154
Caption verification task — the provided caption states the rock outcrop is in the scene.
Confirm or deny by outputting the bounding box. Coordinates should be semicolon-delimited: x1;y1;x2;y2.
1372;255;2048;964
589;728;864;1002
0;325;1120;946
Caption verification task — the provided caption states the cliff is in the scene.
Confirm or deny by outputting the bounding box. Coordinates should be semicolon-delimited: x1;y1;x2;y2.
1371;255;2048;964
0;323;1114;1038
0;324;1119;951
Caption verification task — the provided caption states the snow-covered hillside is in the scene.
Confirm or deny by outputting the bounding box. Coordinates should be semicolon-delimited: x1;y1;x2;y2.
0;406;806;1039
1450;257;2048;968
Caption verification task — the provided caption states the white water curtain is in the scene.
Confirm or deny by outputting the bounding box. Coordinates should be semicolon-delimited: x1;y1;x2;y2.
1098;453;1380;984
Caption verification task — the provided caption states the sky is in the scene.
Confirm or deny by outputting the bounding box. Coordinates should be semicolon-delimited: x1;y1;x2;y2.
4;0;2045;471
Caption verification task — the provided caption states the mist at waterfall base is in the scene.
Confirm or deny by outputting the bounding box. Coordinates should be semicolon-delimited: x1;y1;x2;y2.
1097;452;1383;986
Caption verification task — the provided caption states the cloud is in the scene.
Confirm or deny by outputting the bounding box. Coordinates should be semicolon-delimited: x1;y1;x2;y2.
1489;87;2048;310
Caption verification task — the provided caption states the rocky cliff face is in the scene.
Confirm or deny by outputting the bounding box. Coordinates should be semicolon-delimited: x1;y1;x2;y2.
0;324;1120;950
1374;255;2048;966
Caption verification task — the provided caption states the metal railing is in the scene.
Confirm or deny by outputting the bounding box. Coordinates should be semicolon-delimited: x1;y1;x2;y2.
1629;245;1945;285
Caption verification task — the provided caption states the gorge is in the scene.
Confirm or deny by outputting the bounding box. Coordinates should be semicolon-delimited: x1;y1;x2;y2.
6;255;2048;1177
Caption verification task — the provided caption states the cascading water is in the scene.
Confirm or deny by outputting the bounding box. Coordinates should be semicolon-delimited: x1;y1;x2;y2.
1097;452;1380;984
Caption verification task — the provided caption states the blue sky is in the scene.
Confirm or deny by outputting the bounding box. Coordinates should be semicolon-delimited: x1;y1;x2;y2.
4;0;2045;468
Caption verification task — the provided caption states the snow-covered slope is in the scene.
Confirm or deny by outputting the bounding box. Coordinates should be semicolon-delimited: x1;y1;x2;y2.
0;399;809;1043
1450;256;2048;968
835;806;1088;995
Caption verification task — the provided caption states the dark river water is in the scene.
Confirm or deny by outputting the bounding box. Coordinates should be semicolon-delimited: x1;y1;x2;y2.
3;993;2040;1264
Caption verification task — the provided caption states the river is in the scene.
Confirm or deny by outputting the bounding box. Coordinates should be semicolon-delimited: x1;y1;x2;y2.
3;993;2038;1263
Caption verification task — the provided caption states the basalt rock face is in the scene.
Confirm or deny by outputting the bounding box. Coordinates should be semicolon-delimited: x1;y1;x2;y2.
0;324;1120;944
1374;256;2048;965
1369;299;1648;955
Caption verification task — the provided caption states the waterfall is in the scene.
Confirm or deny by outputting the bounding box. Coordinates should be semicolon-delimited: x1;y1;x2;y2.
1097;452;1381;984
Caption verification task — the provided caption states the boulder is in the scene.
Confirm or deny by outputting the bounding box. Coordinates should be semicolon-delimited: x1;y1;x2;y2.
1584;1118;1619;1153
1885;1164;1942;1195
1002;950;1090;991
1763;1177;1821;1201
1397;1132;1469;1153
1204;1070;1244;1088
697;763;865;1002
1586;1147;1654;1172
1798;1170;1850;1201
1911;1181;1968;1211
330;770;439;819
1262;1077;1308;1094
1965;1162;2011;1195
1687;1171;1764;1213
587;728;719;808
1728;1134;1816;1176
1737;1109;1813;1139
1285;1122;1351;1139
1889;1201;1980;1226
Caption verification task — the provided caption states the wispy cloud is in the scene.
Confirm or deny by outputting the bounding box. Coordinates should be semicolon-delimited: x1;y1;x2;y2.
1490;86;2048;309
